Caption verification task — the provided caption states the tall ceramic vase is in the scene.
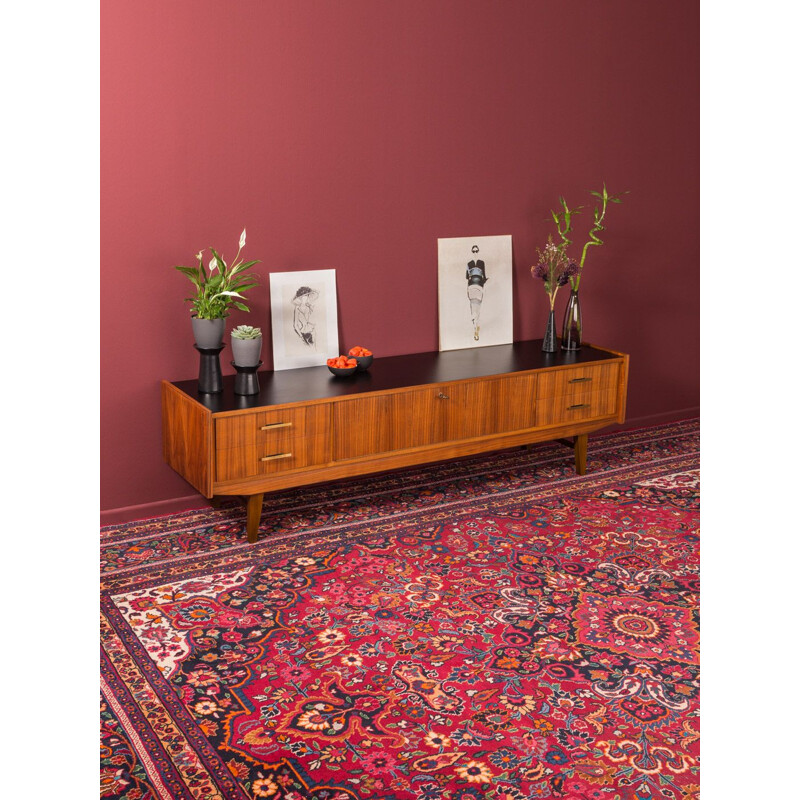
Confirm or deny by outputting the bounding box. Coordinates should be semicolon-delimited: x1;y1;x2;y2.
561;290;582;351
542;309;558;352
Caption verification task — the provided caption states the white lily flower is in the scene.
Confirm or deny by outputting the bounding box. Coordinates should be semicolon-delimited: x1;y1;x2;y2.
196;250;203;261
239;229;247;249
210;290;246;302
209;257;218;273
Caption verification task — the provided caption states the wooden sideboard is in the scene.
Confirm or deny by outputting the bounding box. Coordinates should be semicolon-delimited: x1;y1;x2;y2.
162;340;629;542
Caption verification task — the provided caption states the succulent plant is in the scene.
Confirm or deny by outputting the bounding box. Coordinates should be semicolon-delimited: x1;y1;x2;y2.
231;325;262;340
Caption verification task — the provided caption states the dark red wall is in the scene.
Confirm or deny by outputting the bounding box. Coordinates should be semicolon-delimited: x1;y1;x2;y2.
101;0;698;519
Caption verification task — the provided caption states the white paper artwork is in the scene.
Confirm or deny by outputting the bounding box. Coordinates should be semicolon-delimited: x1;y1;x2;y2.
269;269;339;370
437;234;513;351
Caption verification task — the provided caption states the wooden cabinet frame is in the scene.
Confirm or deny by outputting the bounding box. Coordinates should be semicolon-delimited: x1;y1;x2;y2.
162;340;629;542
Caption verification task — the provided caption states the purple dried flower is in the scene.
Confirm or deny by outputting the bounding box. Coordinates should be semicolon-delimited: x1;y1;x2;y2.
531;263;548;281
532;236;579;308
557;260;580;286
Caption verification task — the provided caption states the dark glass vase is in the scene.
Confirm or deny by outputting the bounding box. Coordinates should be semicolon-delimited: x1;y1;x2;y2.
542;309;558;352
561;289;582;350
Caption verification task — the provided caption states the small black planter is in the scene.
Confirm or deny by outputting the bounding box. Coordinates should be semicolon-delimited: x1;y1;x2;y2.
194;344;225;394
233;361;262;395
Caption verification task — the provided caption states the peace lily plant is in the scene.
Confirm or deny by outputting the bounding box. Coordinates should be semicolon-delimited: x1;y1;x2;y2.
174;229;260;320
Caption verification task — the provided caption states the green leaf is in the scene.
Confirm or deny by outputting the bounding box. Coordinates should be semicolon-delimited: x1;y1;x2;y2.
230;284;258;296
232;301;250;312
174;266;201;286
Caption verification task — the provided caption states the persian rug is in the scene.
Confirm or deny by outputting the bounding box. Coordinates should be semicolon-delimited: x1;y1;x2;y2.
101;419;699;800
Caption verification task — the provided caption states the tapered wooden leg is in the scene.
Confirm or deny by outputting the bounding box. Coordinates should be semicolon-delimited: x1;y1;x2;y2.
246;493;264;543
574;434;588;475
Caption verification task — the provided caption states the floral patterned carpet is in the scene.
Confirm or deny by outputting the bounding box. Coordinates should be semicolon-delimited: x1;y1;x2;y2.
100;419;699;800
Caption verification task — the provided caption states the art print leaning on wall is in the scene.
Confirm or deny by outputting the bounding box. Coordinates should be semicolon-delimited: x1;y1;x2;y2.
269;269;339;370
437;234;513;351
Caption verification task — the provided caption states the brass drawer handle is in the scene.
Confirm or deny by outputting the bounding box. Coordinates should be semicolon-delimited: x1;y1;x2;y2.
260;452;293;462
568;377;593;383
567;403;591;410
260;422;293;430
438;392;449;400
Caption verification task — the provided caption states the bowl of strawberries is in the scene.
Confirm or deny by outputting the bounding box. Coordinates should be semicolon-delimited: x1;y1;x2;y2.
348;345;373;371
327;354;358;376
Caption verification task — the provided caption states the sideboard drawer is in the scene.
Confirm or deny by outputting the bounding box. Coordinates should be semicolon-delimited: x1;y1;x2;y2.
536;363;619;399
535;363;619;426
216;406;327;450
214;405;330;482
215;434;330;482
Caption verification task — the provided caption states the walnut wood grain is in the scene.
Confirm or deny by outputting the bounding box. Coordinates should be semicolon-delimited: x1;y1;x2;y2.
213;415;619;497
246;493;264;543
161;340;629;541
161;381;214;496
535;363;620;427
215;405;330;482
574;434;588;475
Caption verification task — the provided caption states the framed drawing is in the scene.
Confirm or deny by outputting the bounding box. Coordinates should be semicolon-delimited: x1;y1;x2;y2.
269;269;339;370
437;234;513;351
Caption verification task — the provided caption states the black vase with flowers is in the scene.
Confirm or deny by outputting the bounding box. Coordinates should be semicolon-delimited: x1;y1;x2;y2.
531;237;579;353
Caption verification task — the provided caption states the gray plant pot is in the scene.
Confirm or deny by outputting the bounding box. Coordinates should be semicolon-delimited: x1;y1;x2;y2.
191;317;225;349
231;335;262;367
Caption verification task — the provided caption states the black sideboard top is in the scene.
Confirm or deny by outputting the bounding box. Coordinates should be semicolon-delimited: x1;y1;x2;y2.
172;339;619;413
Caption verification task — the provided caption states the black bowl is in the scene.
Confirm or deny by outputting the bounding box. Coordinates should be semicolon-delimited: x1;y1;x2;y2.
328;364;358;377
353;354;373;371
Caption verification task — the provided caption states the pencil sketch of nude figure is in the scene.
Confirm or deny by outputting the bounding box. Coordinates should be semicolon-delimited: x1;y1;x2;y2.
292;285;320;348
